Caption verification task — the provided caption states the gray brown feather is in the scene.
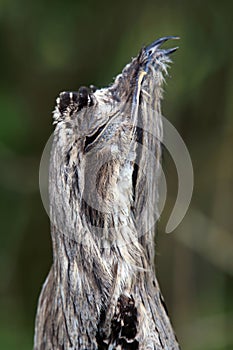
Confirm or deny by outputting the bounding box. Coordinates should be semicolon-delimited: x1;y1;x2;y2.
34;37;180;350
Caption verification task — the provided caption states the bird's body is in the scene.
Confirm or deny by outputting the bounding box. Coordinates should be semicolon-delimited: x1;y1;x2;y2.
34;37;180;350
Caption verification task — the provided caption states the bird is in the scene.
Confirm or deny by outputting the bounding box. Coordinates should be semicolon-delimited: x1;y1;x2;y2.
34;36;180;350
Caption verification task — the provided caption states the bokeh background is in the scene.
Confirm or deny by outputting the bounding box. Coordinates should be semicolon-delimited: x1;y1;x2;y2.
0;0;233;349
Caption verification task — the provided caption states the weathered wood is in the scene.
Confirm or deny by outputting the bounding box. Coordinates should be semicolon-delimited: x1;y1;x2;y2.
34;37;180;350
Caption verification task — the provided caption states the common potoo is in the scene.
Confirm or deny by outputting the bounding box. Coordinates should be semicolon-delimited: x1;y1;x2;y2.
34;36;180;350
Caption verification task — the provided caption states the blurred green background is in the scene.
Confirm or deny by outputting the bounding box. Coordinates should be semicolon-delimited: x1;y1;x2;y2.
0;0;233;349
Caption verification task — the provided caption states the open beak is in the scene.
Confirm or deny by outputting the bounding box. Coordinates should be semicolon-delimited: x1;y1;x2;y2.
145;36;180;56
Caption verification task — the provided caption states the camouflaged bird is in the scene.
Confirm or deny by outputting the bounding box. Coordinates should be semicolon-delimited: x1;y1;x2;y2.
34;36;180;350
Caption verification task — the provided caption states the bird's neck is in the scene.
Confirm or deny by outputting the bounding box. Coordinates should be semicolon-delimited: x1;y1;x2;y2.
49;135;156;314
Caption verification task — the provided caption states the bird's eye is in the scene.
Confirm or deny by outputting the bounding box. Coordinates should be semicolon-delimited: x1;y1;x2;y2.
148;49;153;56
84;123;107;151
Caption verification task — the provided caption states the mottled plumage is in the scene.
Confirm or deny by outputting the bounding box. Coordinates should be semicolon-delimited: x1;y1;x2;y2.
34;37;180;350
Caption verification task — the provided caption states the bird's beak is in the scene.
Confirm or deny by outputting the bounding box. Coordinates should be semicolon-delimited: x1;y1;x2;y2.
145;36;180;56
